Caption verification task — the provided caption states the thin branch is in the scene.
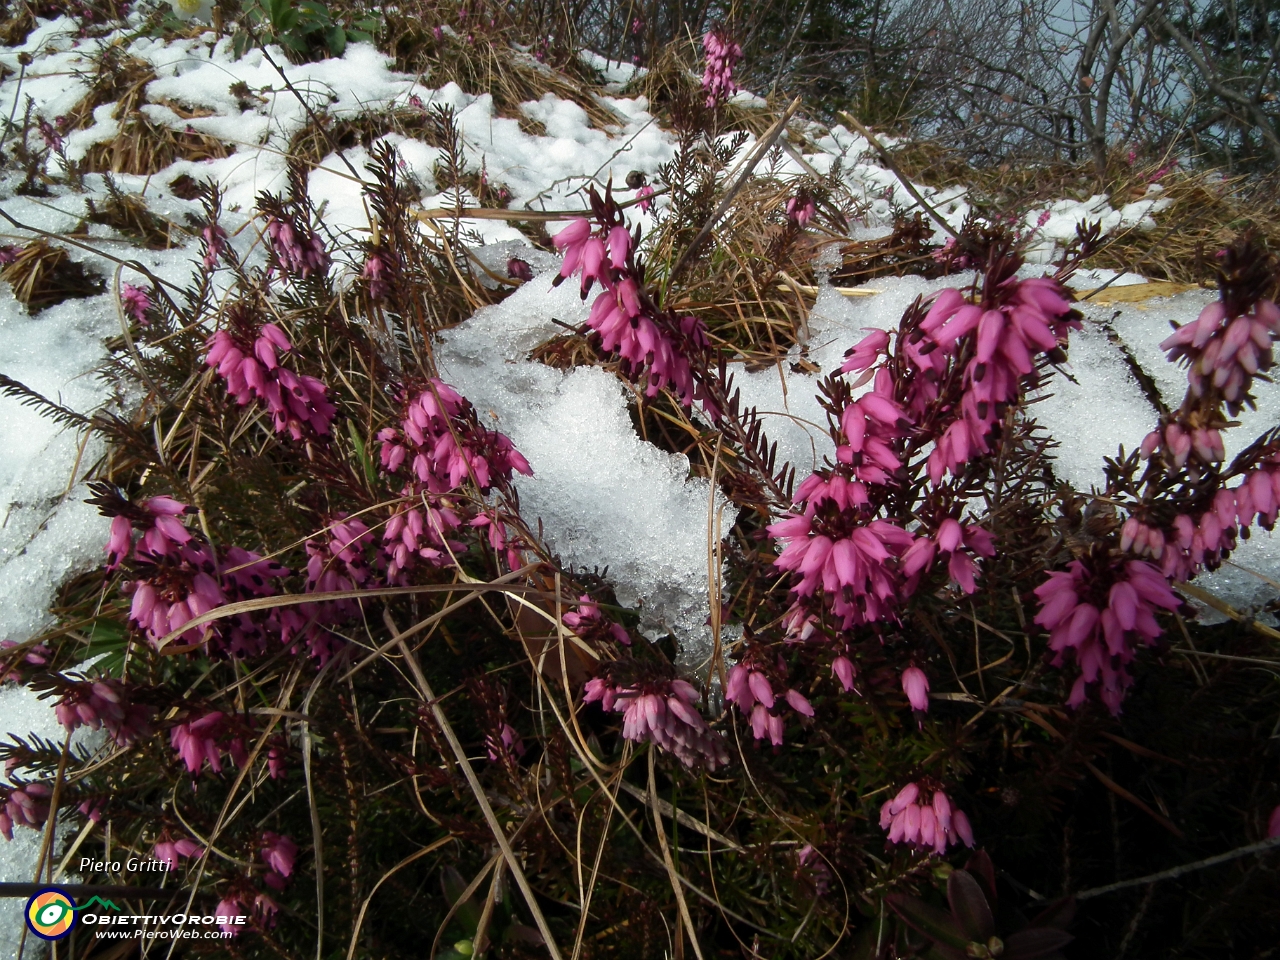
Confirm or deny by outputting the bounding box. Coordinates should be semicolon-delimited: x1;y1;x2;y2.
1075;836;1280;900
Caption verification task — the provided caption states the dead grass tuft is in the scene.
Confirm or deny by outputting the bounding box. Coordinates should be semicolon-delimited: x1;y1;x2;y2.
286;108;441;172
79;116;231;175
0;238;104;312
63;53;156;132
1092;172;1280;284
85;177;174;248
385;23;621;130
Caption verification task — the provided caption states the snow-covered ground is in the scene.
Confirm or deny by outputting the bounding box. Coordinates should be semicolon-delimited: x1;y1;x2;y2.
0;14;1276;955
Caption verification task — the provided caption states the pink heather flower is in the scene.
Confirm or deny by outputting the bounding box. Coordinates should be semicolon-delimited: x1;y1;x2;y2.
202;224;227;271
267;743;287;779
375;380;530;579
1035;556;1180;714
1159;280;1277;414
205;318;335;440
786;195;816;228
910;277;1078;483
562;595;630;646
216;896;245;934
91;488;288;655
153;834;204;870
554;188;712;411
840;328;890;374
0;245;21;265
701;28;742;108
1119;459;1279;581
265;216;328;279
362;249;390;299
169;712;251;777
900;518;995;594
880;783;973;854
54;678;152;748
486;722;526;762
261;832;297;879
3;782;51;837
831;655;856;692
901;666;929;712
38;118;62;152
507;257;534;281
636;184;654;213
552;218;592;277
768;482;916;630
1269;804;1280;839
120;283;151;326
584;673;728;769
105;514;133;570
725;660;812;744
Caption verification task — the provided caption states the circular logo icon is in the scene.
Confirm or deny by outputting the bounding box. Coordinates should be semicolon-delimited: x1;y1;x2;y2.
25;887;77;940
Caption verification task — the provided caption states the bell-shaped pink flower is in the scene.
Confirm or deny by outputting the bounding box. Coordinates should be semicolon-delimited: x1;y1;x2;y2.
901;666;930;712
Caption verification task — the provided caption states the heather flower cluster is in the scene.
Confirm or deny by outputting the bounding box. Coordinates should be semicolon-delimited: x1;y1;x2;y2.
724;653;813;746
584;670;728;769
786;193;815;228
89;484;290;654
152;833;203;870
552;188;713;409
377;378;532;576
902;275;1080;483
1121;457;1280;581
879;782;974;854
120;282;151;326
169;711;253;777
1115;240;1280;587
1034;553;1181;714
288;515;378;662
205;310;337;440
701;28;742;108
562;595;631;646
53;677;152;747
0;783;50;840
1159;291;1277;414
265;215;328;279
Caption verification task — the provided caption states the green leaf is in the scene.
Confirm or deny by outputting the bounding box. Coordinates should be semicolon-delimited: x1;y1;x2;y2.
325;24;347;57
346;420;375;487
298;0;333;25
947;870;995;943
85;620;129;677
1003;928;1073;960
886;893;969;950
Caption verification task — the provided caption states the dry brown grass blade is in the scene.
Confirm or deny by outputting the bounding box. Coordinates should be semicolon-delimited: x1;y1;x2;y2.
339;563;546;679
155;566;545;652
616;780;742;852
668;97;804;285
1085;761;1185;838
1174;581;1280;640
1084;280;1205;303
345;836;454;960
648;748;706;960
838;111;961;244
396;635;567;960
